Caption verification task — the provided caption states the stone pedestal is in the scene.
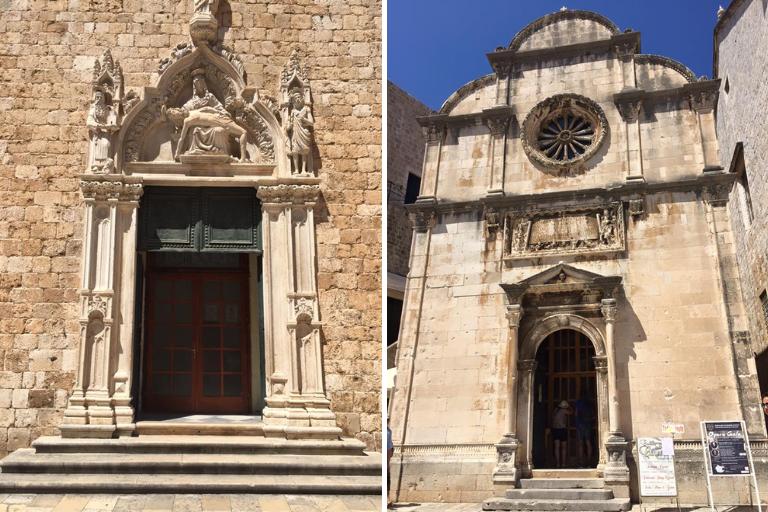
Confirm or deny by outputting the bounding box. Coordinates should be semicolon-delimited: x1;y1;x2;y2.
604;432;630;498
492;434;520;493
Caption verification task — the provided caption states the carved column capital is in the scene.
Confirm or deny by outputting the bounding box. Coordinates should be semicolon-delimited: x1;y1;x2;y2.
410;210;436;233
506;304;523;328
517;359;537;372
257;184;321;206
423;123;445;144
80;179;143;203
484;115;510;136
616;100;642;122
601;298;617;323
613;42;637;61
689;90;717;113
593;355;608;374
485;207;501;239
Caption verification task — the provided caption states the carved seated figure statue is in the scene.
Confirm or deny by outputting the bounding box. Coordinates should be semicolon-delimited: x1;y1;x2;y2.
164;69;247;162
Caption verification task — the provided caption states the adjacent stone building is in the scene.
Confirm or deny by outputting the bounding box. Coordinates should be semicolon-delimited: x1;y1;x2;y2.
389;8;767;507
0;0;381;493
716;0;768;396
386;81;430;394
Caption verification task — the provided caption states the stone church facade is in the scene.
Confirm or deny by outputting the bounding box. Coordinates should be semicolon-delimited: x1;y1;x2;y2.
390;9;767;506
0;0;380;470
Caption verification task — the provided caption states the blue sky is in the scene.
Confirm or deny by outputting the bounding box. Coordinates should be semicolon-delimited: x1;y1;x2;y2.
388;0;726;111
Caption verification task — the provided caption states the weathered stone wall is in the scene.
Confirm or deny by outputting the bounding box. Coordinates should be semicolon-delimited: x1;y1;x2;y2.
0;0;381;454
717;0;768;357
386;81;430;283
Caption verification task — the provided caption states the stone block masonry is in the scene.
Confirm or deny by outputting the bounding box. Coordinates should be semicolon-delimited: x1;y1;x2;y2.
0;0;381;454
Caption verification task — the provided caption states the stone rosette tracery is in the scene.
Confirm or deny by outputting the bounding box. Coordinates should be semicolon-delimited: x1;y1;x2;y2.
521;93;609;175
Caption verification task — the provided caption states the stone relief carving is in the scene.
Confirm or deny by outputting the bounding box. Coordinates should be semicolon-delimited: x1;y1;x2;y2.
158;42;194;73
689;89;718;113
521;93;609;176
163;68;248;163
80;179;143;202
87;50;124;174
503;203;625;259
189;0;219;45
281;50;315;175
293;296;315;321
616;99;642;122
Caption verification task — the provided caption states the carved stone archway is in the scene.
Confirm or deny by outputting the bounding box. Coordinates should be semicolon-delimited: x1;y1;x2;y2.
61;3;339;441
492;263;629;494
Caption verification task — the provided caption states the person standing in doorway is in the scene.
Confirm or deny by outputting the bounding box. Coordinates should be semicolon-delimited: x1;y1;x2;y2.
574;396;595;467
552;400;571;468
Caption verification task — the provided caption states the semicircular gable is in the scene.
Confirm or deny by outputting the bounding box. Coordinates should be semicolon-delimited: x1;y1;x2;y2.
508;10;619;52
438;74;496;115
634;54;696;89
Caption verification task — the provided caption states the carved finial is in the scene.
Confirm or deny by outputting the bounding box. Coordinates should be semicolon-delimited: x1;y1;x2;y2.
560;6;567;11
281;49;309;90
717;5;725;18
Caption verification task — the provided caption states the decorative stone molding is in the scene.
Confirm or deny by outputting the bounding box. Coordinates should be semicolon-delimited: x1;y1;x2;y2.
158;42;194;73
484;207;501;240
507;10;619;52
256;184;321;205
290;294;317;323
634;55;696;83
521;94;609;175
79;179;143;202
438;74;496;115
503;202;625;259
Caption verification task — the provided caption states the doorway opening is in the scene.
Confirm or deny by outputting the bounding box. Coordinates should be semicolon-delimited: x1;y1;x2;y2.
532;329;598;469
139;252;264;416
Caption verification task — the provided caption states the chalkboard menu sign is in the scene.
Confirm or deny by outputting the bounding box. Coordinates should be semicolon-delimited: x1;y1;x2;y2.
702;421;751;476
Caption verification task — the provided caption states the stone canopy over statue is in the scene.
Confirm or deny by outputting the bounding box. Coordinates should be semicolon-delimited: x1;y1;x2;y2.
163;68;248;163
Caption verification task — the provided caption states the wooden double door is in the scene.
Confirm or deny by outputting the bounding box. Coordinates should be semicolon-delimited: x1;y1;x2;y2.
142;255;251;414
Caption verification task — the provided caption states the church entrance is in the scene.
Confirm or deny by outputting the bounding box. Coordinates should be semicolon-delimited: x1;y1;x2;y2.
141;253;252;415
532;329;598;469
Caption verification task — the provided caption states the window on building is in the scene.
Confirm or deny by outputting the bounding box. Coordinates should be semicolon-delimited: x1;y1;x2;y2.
761;290;768;327
404;173;421;204
724;77;730;95
387;296;403;347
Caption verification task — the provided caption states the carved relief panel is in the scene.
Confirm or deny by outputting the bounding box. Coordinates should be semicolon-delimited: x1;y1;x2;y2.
502;202;626;260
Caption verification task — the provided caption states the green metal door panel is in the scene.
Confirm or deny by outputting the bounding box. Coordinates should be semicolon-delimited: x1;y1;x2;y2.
139;188;199;251
139;187;261;253
203;190;262;252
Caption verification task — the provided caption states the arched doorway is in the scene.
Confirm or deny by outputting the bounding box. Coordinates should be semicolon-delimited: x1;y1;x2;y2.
532;329;598;469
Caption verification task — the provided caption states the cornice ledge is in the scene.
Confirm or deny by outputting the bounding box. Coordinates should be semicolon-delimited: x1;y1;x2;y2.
487;32;641;76
406;172;736;215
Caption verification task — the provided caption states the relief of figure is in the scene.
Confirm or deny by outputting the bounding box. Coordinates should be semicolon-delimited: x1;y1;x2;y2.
193;0;218;14
163;69;248;162
87;88;118;171
598;209;615;244
284;90;314;174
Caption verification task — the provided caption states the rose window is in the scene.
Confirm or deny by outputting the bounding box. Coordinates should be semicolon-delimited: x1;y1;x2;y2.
537;114;595;161
521;94;608;174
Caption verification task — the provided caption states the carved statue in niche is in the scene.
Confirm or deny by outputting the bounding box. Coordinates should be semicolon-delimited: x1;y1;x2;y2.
164;69;248;162
597;208;615;244
284;89;314;174
87;87;119;173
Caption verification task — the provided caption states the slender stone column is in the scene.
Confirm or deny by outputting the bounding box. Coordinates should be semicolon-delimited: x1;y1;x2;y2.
483;110;512;197
493;304;523;488
516;359;537;479
690;89;720;171
600;298;629;493
593;355;609;468
416;123;445;202
616;99;644;183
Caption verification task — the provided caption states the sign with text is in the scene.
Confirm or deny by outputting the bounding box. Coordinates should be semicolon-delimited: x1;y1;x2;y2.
638;437;677;496
662;422;685;435
702;421;751;476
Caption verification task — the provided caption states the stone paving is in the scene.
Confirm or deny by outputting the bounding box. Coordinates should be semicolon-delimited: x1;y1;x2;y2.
0;494;382;511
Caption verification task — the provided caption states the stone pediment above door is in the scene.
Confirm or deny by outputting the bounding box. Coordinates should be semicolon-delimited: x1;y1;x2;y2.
501;263;622;309
84;1;317;181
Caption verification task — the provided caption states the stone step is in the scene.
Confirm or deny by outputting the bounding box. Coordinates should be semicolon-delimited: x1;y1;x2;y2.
505;488;614;500
0;473;381;495
135;421;265;436
482;497;630;511
531;469;599;479
31;435;367;456
519;478;605;489
1;449;381;476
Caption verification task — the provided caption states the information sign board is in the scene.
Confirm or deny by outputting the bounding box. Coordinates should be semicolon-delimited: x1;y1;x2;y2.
638;437;677;497
702;421;750;476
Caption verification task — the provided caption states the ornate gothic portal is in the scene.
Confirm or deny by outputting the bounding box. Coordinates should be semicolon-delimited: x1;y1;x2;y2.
61;3;339;440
